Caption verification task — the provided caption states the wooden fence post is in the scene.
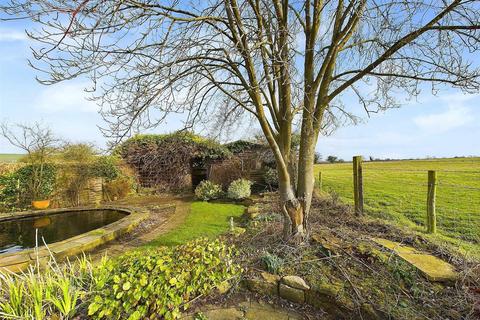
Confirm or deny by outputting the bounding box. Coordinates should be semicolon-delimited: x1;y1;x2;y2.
427;170;437;234
353;156;364;215
318;171;323;192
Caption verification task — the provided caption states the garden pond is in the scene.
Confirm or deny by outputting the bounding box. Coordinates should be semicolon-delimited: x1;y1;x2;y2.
0;209;127;254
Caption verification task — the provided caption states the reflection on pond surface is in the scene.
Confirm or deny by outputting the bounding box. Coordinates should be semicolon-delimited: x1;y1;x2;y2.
0;210;127;254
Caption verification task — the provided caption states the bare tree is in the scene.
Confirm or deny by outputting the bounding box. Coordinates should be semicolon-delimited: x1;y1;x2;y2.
2;0;480;240
1;122;58;161
1;122;59;199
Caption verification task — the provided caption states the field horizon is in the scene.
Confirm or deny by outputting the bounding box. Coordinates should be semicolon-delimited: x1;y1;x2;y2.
0;153;24;163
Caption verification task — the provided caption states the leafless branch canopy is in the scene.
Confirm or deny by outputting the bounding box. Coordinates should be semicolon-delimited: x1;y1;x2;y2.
2;0;480;184
0;122;58;155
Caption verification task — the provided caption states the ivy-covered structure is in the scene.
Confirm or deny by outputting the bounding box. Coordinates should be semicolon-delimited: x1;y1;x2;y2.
117;132;230;190
117;133;278;192
208;140;276;191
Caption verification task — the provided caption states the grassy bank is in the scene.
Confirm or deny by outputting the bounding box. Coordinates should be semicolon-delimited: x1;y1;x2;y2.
314;157;480;257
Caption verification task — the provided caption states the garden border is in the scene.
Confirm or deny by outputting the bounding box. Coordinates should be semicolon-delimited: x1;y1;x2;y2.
0;206;149;272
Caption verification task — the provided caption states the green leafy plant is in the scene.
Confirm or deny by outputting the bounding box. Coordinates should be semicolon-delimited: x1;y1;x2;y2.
0;123;59;202
15;163;57;201
88;238;241;320
0;163;57;209
261;252;284;274
91;155;122;181
263;167;278;187
0;171;22;210
227;179;252;200
194;312;209;320
0;255;93;319
224;140;262;154
195;180;223;201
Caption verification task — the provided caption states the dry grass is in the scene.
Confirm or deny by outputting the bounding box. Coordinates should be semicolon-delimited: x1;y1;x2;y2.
231;192;480;319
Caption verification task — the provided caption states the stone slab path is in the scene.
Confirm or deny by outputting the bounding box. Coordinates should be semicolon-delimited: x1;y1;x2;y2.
89;196;192;260
373;238;458;282
180;301;302;320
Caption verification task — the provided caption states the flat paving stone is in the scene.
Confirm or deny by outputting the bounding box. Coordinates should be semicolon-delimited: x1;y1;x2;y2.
373;238;458;282
181;301;302;320
241;302;302;320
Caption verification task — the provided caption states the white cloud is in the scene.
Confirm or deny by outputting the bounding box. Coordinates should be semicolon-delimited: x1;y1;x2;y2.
413;95;474;134
34;82;99;113
0;29;28;42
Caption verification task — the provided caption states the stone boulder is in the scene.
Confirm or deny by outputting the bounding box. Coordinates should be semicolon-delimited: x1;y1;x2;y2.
244;278;278;297
279;284;305;304
281;275;310;290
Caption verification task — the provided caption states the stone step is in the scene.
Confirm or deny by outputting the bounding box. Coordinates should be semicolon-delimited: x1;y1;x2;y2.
372;238;458;283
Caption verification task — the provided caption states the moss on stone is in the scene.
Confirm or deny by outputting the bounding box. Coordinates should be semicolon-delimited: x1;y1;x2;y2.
373;238;458;282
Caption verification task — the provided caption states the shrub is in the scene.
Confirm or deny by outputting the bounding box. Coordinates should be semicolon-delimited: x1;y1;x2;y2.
88;238;241;320
55;144;98;206
91;155;121;181
103;177;133;201
263;167;278;187
54;144;135;206
0;172;21;211
20;163;57;201
261;252;284;274
194;180;223;201
0;163;57;209
227;179;251;200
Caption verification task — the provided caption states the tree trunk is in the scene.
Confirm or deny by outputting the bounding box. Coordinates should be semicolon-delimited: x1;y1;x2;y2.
296;132;317;233
277;167;305;241
296;84;319;236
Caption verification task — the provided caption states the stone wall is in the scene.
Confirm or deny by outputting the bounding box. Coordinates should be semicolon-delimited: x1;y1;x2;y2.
52;177;105;208
80;177;104;206
244;272;385;319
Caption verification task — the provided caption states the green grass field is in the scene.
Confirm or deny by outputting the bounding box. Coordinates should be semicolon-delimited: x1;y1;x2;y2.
147;201;244;247
314;157;480;256
0;154;23;163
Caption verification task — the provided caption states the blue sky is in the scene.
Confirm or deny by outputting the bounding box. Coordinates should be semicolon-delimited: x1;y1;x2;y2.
0;21;479;160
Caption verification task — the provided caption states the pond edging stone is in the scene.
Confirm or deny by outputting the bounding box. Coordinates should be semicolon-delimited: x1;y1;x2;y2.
0;206;148;272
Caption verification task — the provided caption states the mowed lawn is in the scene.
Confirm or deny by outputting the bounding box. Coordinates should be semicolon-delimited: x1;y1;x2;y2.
314;157;480;250
147;201;245;247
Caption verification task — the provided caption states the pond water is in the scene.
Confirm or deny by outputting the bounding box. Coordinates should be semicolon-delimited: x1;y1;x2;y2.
0;209;127;254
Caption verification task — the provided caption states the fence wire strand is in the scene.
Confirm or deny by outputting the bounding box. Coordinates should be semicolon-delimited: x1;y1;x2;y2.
319;164;480;244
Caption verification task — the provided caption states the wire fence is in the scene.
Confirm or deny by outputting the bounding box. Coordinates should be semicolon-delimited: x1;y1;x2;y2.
317;158;480;245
